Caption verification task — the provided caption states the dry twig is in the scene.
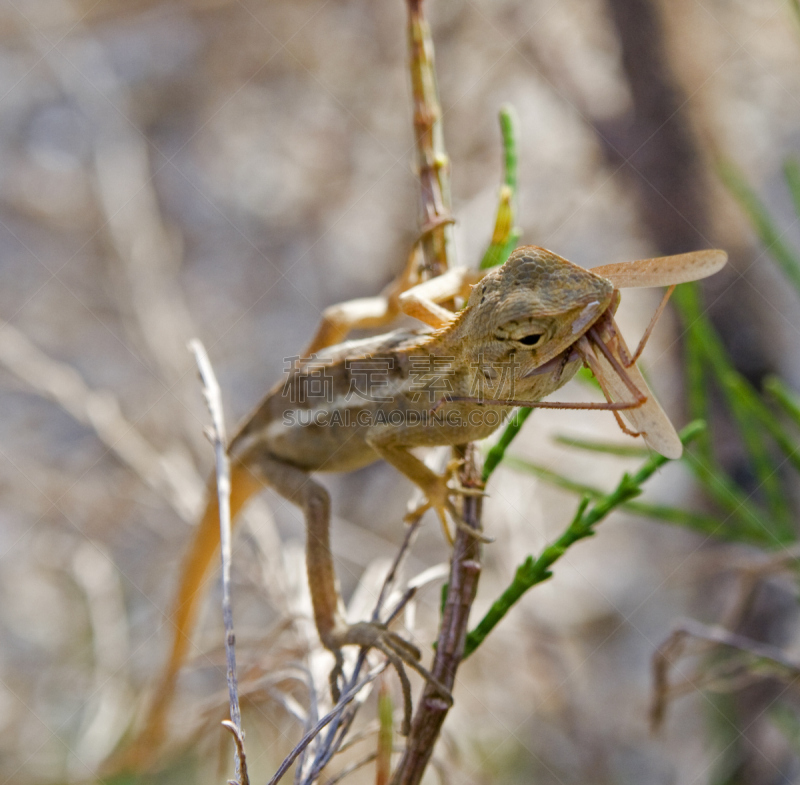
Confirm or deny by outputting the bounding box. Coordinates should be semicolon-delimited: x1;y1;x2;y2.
190;339;248;785
390;446;482;785
268;515;425;784
267;664;390;785
719;544;800;631
651;618;800;731
387;2;483;782
407;0;455;277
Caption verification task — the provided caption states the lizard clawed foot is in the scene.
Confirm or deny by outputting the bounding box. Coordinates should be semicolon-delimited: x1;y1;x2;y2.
328;621;452;735
404;462;491;545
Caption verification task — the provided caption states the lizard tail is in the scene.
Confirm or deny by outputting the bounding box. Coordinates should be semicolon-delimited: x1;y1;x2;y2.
109;460;265;771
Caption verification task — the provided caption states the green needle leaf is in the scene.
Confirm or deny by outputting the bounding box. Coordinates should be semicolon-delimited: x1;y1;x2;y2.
463;422;705;658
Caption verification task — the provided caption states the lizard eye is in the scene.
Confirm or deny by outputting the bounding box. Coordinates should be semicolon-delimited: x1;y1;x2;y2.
519;333;544;346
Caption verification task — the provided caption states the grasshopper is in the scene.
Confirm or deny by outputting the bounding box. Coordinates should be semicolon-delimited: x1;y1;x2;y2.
125;244;726;760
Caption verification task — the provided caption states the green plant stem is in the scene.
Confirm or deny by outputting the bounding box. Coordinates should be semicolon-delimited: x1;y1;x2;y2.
575;364;603;391
673;284;712;456
719;371;792;528
681;452;780;547
783;158;800;221
503;456;726;537
552;434;650;457
500;105;518;193
673;284;794;543
719;160;800;295
481;105;521;270
376;681;393;785
482;407;533;482
765;376;800;429
463;422;705;657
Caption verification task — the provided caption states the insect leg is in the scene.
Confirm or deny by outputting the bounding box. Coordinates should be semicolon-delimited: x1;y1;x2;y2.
398;266;483;328
580;331;682;458
625;284;676;366
302;243;425;355
585;329;646;403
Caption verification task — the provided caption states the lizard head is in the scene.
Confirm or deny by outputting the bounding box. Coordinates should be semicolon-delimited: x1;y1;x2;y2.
458;246;614;394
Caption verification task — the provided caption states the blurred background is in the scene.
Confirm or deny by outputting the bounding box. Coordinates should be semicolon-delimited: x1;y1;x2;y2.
3;0;800;782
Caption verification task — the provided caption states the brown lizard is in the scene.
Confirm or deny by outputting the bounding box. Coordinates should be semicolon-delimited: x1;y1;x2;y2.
124;243;726;762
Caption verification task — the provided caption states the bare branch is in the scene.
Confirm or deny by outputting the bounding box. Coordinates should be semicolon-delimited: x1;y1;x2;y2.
189;339;247;785
390;445;482;785
297;514;425;784
267;664;389;785
651;618;800;731
222;721;250;785
388;3;482;781
407;0;455;277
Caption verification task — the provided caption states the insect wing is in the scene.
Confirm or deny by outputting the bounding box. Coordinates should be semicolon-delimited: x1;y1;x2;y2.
592;249;727;289
584;328;683;459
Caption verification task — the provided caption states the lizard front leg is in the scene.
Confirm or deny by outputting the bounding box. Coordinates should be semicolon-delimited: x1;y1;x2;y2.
365;437;486;542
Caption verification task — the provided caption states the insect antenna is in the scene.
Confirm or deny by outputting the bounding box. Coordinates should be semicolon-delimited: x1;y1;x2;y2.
432;397;646;412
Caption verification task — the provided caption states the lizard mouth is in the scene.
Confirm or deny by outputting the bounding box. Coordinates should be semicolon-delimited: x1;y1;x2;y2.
522;348;580;379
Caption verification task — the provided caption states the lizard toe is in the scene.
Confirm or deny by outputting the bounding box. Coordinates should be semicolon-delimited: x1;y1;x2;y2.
329;621;449;736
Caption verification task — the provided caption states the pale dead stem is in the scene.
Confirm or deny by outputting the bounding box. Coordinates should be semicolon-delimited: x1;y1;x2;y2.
0;237;205;777
651;617;800;732
190;338;248;785
69;542;133;776
651;545;800;730
267;514;428;785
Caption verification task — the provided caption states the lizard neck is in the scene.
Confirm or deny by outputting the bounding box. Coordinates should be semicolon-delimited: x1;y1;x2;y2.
412;308;473;367
399;310;477;403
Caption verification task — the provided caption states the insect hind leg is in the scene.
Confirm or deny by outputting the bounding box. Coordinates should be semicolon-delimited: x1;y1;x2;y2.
625;284;676;366
612;409;644;437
